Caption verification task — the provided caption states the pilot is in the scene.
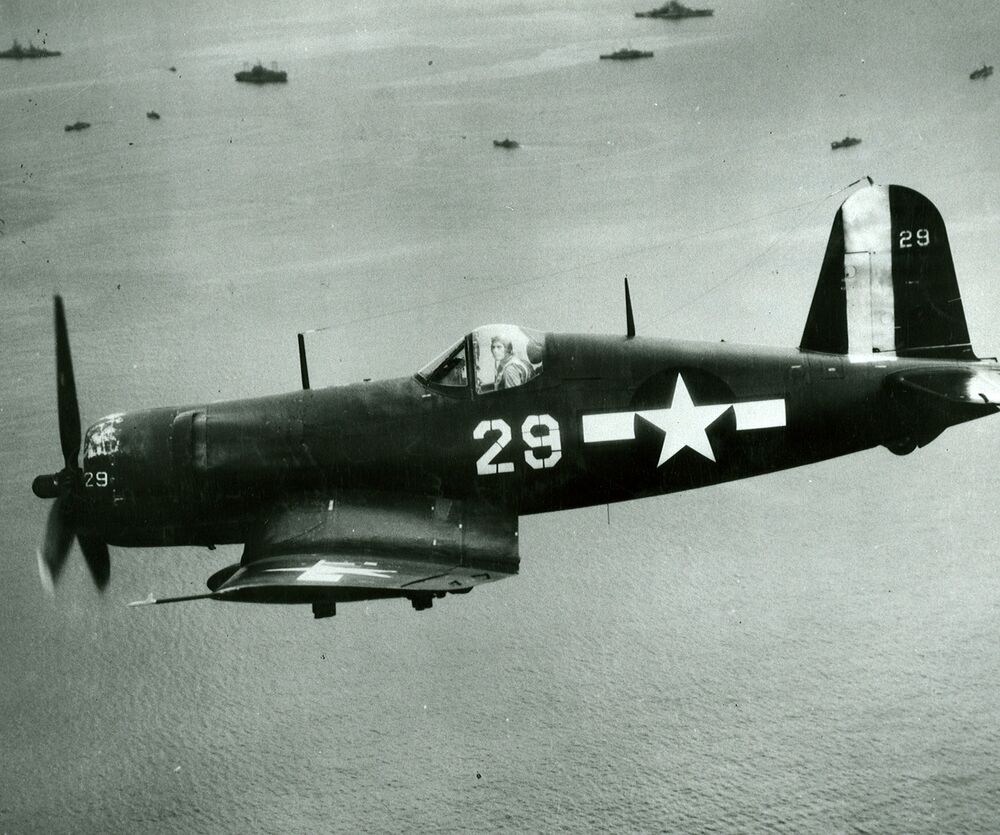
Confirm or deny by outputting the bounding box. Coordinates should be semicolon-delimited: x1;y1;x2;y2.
491;336;532;390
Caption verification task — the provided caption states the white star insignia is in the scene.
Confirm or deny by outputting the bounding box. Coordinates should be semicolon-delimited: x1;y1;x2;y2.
581;375;786;468
265;560;397;584
635;375;730;465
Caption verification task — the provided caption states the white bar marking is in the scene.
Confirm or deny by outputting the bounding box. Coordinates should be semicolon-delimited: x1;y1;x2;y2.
733;400;786;430
582;412;635;443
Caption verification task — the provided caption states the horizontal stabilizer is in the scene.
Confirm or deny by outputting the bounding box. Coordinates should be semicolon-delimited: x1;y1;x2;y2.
887;366;1000;407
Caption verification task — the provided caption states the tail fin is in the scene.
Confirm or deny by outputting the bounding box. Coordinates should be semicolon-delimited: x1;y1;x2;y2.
800;184;977;360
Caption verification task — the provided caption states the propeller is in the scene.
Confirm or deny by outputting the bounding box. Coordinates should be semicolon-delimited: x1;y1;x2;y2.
32;296;110;592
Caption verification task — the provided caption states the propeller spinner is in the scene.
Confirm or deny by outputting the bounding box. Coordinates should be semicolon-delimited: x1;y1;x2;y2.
32;296;110;591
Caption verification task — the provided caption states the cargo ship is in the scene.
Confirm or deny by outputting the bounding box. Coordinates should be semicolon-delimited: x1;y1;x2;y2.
635;2;713;19
600;48;654;60
831;136;861;150
235;63;288;84
0;40;61;59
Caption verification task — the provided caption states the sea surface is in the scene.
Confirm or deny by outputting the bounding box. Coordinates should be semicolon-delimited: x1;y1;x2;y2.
3;1;1000;832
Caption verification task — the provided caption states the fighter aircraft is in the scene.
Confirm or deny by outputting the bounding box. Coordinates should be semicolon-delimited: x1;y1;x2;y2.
31;183;1000;617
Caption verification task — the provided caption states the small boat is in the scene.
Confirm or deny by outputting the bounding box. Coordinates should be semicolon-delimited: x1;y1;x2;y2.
635;1;713;19
970;64;993;80
493;138;519;149
146;111;161;120
831;136;861;150
0;39;61;59
600;48;654;60
235;63;288;84
64;121;91;132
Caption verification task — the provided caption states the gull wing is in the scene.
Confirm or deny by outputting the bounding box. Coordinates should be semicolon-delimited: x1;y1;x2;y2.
134;491;519;616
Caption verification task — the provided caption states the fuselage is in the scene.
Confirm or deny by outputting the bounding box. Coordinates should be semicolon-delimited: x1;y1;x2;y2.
78;332;995;548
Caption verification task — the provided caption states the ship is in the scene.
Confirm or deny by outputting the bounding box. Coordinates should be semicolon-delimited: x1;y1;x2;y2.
635;2;713;19
235;63;288;84
64;121;90;132
600;48;654;60
831;136;861;150
970;64;993;80
493;138;519;149
0;39;61;59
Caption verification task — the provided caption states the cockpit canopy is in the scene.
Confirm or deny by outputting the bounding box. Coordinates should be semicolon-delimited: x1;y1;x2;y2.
417;324;545;395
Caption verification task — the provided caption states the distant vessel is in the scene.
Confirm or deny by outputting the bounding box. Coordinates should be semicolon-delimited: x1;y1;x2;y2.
146;111;160;120
970;64;993;80
600;48;654;60
64;121;90;132
493;138;519;149
635;2;713;19
831;136;861;150
0;39;61;59
235;63;288;84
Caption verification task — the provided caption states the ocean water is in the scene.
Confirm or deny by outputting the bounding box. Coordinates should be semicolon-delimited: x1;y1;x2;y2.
4;1;1000;831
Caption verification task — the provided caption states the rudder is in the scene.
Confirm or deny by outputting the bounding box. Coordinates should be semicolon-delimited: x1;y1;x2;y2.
800;184;976;360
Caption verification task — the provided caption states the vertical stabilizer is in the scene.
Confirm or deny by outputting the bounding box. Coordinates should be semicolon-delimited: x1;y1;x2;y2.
800;184;976;359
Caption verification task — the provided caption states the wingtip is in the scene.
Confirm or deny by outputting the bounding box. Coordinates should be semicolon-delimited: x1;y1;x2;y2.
127;591;217;607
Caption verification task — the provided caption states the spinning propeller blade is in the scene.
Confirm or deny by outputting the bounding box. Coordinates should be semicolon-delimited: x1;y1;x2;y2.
32;295;110;593
54;295;81;472
39;496;73;588
80;536;110;591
